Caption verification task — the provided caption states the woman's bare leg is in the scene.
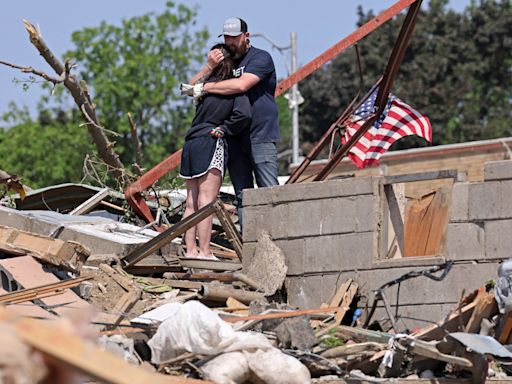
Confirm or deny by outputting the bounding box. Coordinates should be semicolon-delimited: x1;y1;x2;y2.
183;178;200;257
196;169;222;258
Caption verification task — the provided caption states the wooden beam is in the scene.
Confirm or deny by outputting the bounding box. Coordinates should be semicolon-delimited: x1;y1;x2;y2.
69;187;110;215
0;277;91;304
212;201;243;260
221;306;344;323
121;201;217;268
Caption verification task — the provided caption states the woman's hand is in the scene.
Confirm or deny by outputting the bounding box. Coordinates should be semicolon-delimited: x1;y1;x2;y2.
210;127;225;139
207;49;225;70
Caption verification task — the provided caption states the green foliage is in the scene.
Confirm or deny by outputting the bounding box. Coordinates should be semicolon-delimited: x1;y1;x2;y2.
0;107;94;188
299;0;512;150
320;328;345;348
276;93;292;173
61;1;208;168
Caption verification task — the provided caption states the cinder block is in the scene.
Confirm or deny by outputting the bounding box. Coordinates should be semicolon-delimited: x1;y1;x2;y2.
468;181;500;220
286;200;324;238
274;177;375;205
499;181;512;219
320;195;376;235
371;303;456;331
485;220;512;259
285;275;324;309
484;160;512;181
303;232;374;273
242;239;304;276
320;272;360;304
243;186;279;207
286;272;364;309
242;204;289;243
274;238;305;276
450;183;469;222
244;177;376;207
444;223;484;260
242;205;272;243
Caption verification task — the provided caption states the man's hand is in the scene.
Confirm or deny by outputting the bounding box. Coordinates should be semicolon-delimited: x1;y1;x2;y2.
207;48;225;70
180;83;207;100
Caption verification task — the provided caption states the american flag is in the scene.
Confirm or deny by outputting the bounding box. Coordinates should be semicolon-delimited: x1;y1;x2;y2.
342;89;432;168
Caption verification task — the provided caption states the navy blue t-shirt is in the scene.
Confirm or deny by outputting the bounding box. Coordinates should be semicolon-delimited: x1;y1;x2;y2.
234;46;280;143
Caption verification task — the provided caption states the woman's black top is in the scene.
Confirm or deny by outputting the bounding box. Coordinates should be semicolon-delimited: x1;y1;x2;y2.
180;93;251;178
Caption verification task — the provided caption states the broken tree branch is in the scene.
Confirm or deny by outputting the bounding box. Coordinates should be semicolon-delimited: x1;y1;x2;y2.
127;112;144;176
18;19;126;184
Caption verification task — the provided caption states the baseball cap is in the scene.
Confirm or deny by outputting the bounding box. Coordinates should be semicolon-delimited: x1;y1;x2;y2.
218;17;248;37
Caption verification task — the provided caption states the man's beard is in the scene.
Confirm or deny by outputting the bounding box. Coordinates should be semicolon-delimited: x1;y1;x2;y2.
229;40;249;59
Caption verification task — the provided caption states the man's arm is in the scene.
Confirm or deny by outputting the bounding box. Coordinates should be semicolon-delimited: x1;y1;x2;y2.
203;73;260;95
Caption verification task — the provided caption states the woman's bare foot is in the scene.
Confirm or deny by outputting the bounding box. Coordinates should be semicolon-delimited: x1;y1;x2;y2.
185;248;200;258
197;251;219;260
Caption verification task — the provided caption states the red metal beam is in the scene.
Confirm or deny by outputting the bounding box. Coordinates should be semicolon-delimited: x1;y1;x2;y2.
274;0;418;97
124;149;182;229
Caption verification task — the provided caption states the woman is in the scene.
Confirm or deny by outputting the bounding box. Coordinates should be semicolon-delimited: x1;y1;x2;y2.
179;44;251;259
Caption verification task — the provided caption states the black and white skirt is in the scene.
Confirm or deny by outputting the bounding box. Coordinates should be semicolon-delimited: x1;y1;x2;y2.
179;136;225;179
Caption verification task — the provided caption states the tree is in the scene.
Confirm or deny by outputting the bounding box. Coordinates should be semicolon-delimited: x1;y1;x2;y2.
62;1;209;169
0;105;94;188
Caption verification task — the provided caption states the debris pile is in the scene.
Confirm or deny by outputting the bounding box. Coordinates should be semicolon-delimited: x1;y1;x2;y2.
1;185;512;384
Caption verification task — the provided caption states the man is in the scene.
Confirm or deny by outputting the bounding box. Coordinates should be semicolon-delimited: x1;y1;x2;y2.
189;17;280;229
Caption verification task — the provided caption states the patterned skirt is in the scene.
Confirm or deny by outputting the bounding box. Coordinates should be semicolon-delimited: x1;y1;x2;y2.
179;136;225;179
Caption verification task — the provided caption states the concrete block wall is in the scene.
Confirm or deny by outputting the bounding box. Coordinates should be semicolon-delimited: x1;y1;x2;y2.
446;160;512;261
242;160;512;328
242;177;382;310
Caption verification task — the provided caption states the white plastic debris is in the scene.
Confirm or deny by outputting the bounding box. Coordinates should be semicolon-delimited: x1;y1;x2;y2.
147;300;311;384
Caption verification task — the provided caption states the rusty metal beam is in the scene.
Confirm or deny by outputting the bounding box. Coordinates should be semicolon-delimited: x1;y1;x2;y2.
313;0;423;181
124;149;182;228
275;0;418;97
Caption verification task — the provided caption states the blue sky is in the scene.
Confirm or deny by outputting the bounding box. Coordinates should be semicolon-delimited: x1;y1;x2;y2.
0;0;469;116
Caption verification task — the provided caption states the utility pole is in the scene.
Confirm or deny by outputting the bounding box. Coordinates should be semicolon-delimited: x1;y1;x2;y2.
290;32;300;164
252;32;302;164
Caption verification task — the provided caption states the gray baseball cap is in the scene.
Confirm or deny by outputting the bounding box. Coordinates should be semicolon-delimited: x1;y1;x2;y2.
218;17;248;37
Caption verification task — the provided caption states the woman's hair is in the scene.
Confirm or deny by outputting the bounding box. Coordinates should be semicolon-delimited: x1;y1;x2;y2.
207;43;234;82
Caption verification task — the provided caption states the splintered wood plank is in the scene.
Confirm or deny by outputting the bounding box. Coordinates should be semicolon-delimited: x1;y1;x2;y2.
328;279;353;307
0;288;56;320
334;282;358;326
464;286;498;334
404;186;451;257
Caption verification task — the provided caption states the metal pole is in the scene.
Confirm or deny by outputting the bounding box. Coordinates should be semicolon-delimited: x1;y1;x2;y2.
290;32;300;164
